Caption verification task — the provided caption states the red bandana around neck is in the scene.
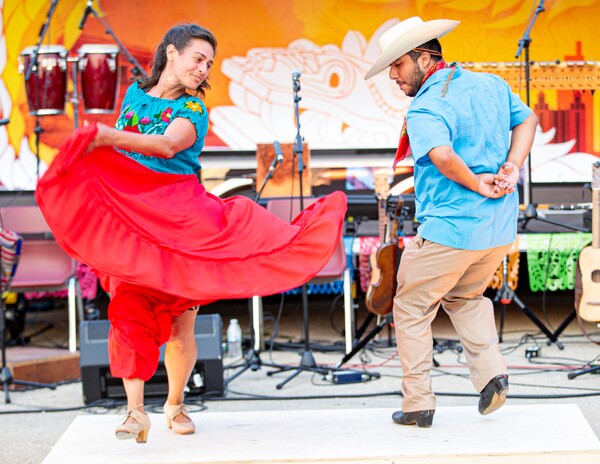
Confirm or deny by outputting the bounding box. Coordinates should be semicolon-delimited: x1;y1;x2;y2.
392;59;452;170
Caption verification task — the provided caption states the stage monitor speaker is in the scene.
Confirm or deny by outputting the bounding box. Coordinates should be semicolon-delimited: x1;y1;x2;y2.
80;314;224;404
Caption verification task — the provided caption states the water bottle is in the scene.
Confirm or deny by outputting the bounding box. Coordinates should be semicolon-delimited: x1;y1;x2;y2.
226;319;243;359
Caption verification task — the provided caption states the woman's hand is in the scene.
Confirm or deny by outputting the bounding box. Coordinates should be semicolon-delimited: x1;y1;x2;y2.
85;121;113;153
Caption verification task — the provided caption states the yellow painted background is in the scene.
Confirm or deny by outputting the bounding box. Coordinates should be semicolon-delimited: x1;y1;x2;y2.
2;0;599;161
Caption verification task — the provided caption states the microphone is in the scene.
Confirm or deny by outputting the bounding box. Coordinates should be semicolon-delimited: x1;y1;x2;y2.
78;0;93;30
0;118;9;127
292;69;301;81
273;140;283;165
269;140;283;173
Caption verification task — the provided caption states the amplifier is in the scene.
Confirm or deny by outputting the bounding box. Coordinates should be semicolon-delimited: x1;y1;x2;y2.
80;314;224;404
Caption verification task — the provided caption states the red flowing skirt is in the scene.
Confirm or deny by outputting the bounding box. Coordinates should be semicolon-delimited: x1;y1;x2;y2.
35;124;347;307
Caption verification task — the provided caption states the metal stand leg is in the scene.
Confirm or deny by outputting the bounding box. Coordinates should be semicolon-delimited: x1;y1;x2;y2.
224;298;281;386
266;284;332;389
336;313;393;368
493;256;566;349
1;299;56;403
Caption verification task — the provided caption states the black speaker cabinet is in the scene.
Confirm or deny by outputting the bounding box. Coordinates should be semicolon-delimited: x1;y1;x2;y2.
80;314;224;404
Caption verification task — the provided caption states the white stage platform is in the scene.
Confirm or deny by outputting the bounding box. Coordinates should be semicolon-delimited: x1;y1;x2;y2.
42;404;600;463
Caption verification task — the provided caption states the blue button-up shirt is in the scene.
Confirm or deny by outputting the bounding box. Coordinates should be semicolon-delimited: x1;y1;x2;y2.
406;65;532;250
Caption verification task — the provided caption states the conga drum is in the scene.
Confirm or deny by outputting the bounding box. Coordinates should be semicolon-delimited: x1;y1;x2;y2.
18;45;68;115
77;44;120;113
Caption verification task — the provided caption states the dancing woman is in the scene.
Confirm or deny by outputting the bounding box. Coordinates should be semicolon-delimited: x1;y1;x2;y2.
36;23;346;443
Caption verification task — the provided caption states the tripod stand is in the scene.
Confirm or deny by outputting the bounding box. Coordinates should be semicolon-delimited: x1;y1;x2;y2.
224;297;283;385
22;0;61;183
265;70;335;389
1;231;55;403
493;253;567;349
336;313;392;367
511;205;588;347
336;312;462;368
224;153;285;386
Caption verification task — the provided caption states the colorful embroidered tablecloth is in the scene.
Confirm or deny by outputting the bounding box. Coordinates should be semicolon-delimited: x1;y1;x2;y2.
523;233;591;292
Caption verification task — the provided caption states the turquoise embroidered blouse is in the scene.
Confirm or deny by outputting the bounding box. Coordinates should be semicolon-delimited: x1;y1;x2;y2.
114;82;208;175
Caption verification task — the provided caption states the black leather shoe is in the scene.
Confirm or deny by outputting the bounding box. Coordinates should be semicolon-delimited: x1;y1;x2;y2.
391;409;435;428
478;374;509;415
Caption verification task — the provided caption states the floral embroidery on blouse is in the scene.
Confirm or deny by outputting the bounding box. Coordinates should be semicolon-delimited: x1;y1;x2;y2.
113;82;207;174
185;101;203;113
161;108;173;123
116;105;175;135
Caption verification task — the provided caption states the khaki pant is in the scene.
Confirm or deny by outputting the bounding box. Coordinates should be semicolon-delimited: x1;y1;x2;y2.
393;234;511;412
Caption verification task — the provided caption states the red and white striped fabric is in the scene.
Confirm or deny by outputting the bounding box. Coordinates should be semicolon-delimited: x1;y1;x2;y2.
0;228;22;292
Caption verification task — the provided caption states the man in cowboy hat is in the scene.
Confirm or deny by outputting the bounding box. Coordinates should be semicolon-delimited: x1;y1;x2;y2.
365;17;538;427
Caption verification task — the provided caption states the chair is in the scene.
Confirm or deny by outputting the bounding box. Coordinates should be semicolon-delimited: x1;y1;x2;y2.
256;197;355;354
0;205;83;352
1;226;56;401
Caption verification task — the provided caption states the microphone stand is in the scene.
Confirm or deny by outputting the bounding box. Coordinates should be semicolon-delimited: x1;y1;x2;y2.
77;1;146;78
225;142;284;386
25;0;59;82
253;141;282;202
514;1;589;340
515;0;545;206
292;75;305;211
25;0;60;183
266;72;333;389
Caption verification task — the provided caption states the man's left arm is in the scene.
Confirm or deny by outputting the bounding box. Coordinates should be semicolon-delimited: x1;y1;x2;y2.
495;112;539;193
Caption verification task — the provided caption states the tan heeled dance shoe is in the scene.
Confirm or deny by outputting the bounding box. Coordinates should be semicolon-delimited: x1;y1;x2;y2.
164;403;195;435
115;408;151;443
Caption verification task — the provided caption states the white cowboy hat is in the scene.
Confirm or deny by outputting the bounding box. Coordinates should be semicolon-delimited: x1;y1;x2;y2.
365;16;460;80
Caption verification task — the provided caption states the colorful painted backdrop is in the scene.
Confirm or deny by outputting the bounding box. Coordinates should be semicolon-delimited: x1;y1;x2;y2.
1;0;599;190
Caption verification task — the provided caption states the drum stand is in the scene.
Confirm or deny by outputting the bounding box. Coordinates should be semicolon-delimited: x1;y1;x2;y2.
77;0;146;78
67;56;81;129
24;0;60;182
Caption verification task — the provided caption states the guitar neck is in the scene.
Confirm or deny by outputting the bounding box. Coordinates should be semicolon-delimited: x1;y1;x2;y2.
593;190;600;248
377;199;389;242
